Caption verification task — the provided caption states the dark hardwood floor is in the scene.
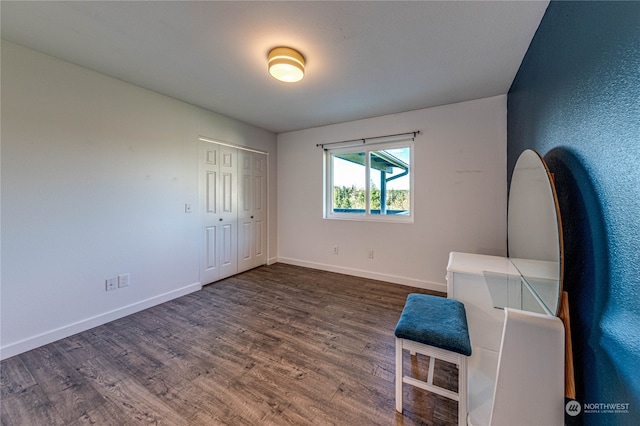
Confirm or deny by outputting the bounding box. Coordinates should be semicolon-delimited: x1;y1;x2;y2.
1;263;459;425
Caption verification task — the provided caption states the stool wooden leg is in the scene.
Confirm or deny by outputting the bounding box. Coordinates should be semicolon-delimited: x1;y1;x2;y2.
395;337;403;412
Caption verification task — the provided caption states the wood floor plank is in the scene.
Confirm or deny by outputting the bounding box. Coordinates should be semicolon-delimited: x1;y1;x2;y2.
67;399;141;426
93;375;189;425
1;263;456;425
18;345;106;424
0;356;36;398
1;384;65;426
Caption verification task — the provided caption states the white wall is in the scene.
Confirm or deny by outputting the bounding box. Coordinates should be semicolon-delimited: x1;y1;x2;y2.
277;96;508;291
0;41;277;359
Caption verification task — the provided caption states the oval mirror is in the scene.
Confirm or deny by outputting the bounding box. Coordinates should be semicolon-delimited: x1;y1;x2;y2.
508;149;564;315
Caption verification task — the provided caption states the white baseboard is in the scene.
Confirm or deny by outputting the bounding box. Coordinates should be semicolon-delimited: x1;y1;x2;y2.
0;282;202;361
276;257;447;293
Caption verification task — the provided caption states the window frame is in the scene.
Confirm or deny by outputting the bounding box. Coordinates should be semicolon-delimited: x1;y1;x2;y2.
324;139;414;223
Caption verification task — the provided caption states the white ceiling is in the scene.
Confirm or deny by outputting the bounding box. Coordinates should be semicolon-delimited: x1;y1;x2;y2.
1;1;548;134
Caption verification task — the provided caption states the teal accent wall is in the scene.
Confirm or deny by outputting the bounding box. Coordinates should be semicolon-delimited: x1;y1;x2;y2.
508;1;640;425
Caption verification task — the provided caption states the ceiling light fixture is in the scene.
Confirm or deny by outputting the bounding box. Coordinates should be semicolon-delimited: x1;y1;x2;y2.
268;47;305;83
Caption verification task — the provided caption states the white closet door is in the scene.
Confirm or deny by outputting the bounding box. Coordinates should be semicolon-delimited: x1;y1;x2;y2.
199;141;238;285
238;150;267;273
218;145;238;279
252;152;267;267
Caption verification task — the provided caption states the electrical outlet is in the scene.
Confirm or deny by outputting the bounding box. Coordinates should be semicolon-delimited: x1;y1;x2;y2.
368;250;374;259
105;277;117;292
333;245;339;255
118;273;130;288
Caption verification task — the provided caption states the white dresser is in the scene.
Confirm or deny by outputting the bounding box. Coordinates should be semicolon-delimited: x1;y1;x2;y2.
447;251;565;426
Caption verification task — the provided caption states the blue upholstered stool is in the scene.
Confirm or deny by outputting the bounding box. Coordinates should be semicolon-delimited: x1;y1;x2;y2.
394;294;471;426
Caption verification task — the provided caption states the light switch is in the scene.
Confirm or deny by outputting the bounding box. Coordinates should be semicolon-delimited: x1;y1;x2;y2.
118;273;130;288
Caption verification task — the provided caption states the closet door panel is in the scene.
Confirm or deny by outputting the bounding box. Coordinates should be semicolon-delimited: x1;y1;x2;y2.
200;142;238;283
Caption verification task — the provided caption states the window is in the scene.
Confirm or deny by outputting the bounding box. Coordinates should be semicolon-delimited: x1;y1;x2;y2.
324;140;413;222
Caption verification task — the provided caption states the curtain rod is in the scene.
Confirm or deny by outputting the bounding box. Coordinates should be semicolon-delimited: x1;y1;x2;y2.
316;130;421;150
